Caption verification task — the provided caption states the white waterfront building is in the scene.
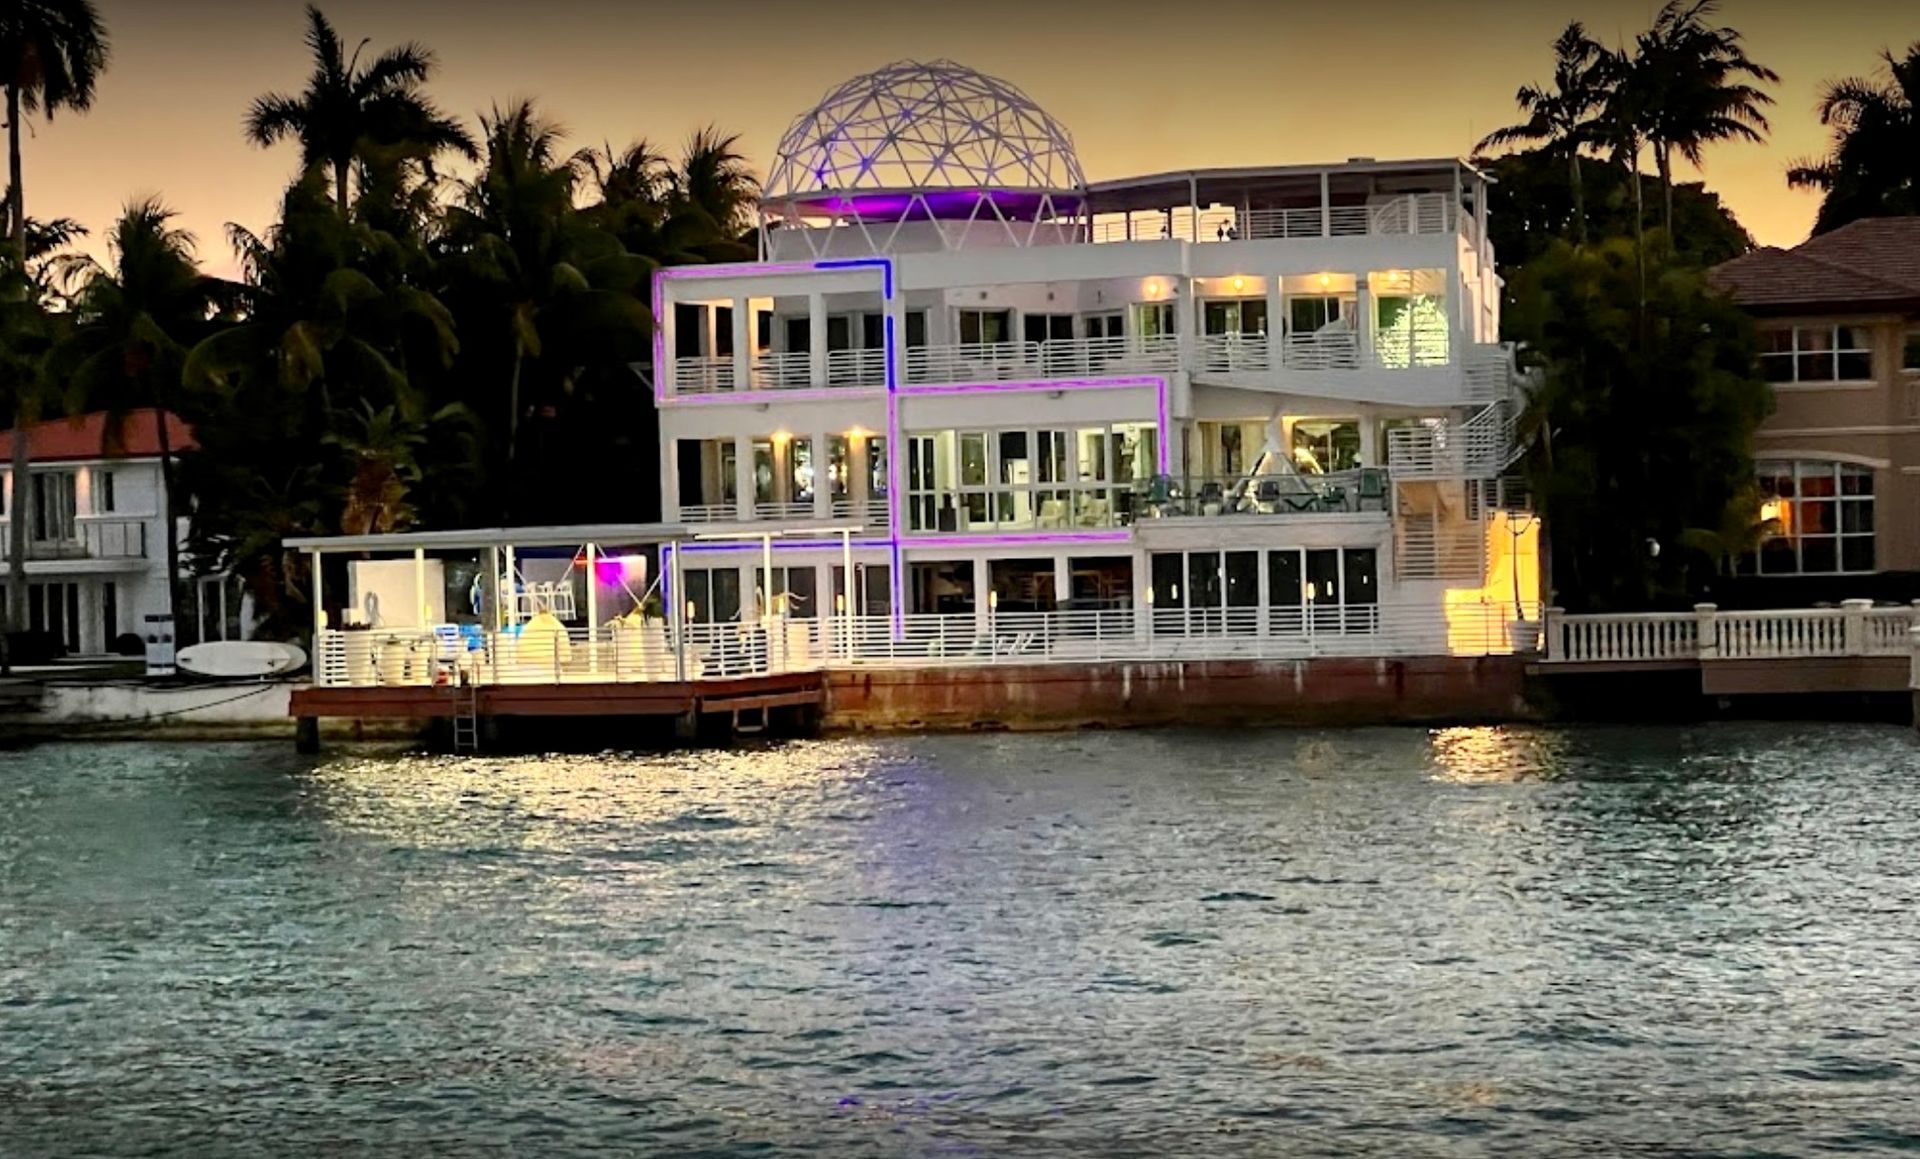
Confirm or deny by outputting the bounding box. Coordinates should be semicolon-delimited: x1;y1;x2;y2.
0;410;249;657
652;59;1537;654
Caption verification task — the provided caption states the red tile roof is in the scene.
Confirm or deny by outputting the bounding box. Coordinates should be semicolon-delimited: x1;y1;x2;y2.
1710;218;1920;311
0;410;196;464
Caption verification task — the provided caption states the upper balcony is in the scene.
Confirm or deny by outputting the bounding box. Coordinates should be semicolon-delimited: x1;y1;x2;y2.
1087;191;1464;247
0;515;150;565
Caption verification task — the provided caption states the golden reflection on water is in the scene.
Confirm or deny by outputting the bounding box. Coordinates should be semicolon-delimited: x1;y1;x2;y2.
1427;726;1569;785
301;741;885;853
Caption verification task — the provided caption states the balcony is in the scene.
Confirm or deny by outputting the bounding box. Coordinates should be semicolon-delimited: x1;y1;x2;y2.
677;497;889;526
20;517;149;562
904;335;1181;384
1088;193;1464;245
1143;470;1390;518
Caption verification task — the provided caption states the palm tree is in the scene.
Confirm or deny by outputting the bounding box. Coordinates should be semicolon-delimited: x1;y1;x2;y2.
244;4;472;218
0;0;106;636
56;198;218;633
1477;22;1610;242
667;128;760;261
1632;0;1777;234
1788;43;1920;235
0;0;107;263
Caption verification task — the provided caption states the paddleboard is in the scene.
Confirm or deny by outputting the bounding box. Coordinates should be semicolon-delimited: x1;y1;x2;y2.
176;640;308;678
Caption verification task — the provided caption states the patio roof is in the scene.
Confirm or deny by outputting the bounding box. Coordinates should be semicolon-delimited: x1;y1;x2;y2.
285;520;876;555
1085;158;1479;215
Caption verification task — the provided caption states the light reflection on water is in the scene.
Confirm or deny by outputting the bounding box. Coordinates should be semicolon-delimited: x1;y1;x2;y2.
3;723;1919;1156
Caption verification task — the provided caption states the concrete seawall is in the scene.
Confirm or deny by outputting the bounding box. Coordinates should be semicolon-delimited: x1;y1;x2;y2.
824;656;1536;732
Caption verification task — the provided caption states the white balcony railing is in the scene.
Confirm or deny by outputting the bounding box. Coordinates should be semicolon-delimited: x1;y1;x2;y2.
1542;601;1919;666
748;352;812;391
1197;333;1272;373
826;347;886;387
674;356;736;394
1089;194;1462;245
1281;329;1360;371
20;517;149;561
903;335;1181;384
1385;401;1516;480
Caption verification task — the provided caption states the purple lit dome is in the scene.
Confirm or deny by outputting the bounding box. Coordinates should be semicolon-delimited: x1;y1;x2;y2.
763;59;1086;223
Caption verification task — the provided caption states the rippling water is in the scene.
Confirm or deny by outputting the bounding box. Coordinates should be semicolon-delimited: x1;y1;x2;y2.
4;724;1920;1155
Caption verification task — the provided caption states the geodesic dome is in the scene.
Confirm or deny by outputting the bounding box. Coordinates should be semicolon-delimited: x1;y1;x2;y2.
762;59;1086;224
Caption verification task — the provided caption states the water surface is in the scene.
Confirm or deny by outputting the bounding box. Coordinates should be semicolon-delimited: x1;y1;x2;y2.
4;724;1919;1155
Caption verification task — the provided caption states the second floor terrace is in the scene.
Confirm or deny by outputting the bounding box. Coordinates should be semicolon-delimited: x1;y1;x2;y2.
659;266;1510;408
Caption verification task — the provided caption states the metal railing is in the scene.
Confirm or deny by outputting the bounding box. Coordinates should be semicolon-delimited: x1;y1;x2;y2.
1141;470;1390;518
1281;330;1360;371
903;334;1181;384
23;517;149;561
315;621;826;689
826;347;886;387
1542;601;1920;665
314;599;1543;689
1198;333;1272;373
1385;401;1514;479
748;352;813;391
1085;195;1461;245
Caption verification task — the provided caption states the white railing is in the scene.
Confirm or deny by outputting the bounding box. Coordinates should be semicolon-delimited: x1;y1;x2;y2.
820;602;1534;667
1463;344;1515;403
1086;195;1461;244
904;335;1181;384
1386;401;1512;479
1542;601;1920;665
674;356;736;394
1372;328;1452;369
315;621;826;689
826;347;886;387
315;601;1543;688
748;352;813;391
678;504;737;523
26;517;149;561
1281;329;1360;370
1198;333;1272;373
753;501;814;521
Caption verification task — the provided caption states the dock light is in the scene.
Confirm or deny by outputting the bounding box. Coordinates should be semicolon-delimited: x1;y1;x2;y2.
686;600;698;622
989;590;999;611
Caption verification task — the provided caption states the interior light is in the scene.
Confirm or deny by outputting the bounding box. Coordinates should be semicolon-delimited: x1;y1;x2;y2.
1317;273;1332;289
1232;276;1246;292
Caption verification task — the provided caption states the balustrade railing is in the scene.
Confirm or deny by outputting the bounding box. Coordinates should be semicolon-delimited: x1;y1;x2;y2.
314;600;1542;688
1542;600;1920;664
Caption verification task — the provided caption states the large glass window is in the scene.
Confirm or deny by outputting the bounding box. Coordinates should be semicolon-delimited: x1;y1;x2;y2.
958;309;1011;346
1289;296;1343;334
32;471;77;542
1759;326;1874;383
1291;420;1361;474
1203;299;1268;336
787;437;814;504
1132;302;1176;337
1904;328;1920;372
681;568;741;623
1756;460;1875;574
906;423;1149;532
831;564;891;617
1268;547;1379;633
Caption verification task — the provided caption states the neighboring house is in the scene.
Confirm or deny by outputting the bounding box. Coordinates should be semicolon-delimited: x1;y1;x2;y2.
1710;219;1920;601
0;410;246;655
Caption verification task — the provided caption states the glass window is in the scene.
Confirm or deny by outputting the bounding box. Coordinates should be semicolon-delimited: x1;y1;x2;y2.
1904;328;1920;372
828;436;850;499
868;437;889;499
751;439;774;505
1289;296;1343;334
1764;325;1876;383
958;309;1010;346
1132;302;1176;337
1225;552;1259;608
1291;420;1361;474
787;437;813;502
1151;552;1184;609
959;433;988;487
1756;460;1874;574
95;469;115;514
683;568;741;624
1204;299;1268;336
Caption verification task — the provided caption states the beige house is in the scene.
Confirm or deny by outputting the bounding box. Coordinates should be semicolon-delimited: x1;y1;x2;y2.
1710;219;1920;592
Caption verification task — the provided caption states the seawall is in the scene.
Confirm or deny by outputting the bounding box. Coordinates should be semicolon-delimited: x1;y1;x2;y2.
824;656;1536;732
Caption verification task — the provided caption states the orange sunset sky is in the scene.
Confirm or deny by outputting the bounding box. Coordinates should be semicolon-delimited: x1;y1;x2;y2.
29;0;1920;273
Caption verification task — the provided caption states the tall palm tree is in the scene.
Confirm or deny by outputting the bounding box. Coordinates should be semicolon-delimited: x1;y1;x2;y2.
1477;22;1611;243
245;4;472;219
1788;43;1920;235
56;198;218;633
669;128;760;260
1632;0;1777;234
0;0;106;635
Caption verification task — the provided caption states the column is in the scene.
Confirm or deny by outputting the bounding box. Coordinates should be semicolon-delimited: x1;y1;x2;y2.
850;435;870;513
1358;409;1379;468
731;296;751;391
972;557;991;636
1354;274;1374;368
808;293;828;387
1053;557;1072;613
733;435;755;520
812;433;832;521
1265;275;1284;371
661;436;680;520
658;287;676;396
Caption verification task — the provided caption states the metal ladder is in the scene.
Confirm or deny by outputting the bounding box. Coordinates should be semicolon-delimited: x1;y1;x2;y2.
449;671;481;754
